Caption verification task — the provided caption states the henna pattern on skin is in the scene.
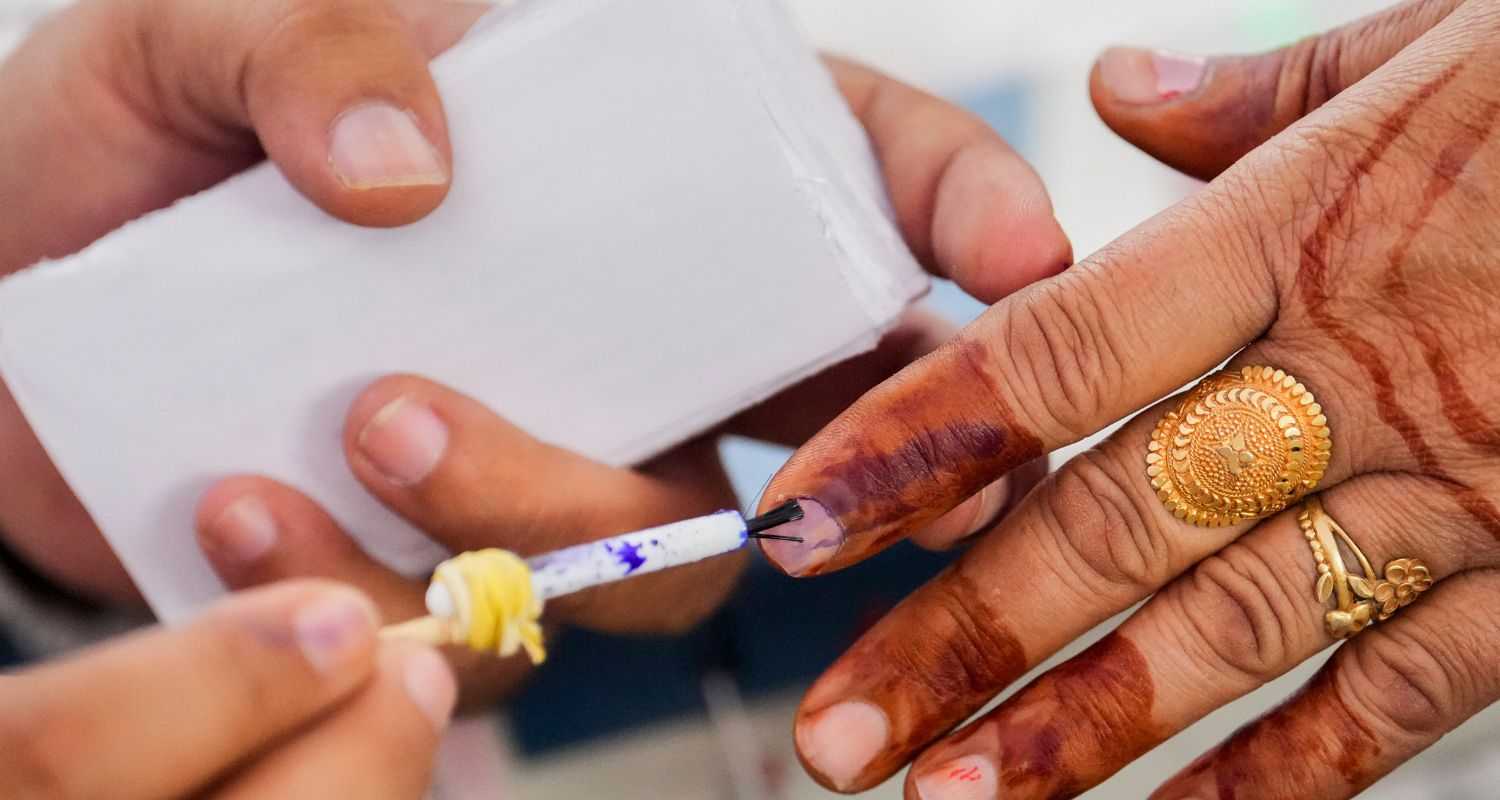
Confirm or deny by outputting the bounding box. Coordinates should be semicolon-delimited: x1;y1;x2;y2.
765;339;1044;575
1295;62;1500;539
1151;662;1379;800
1382;99;1500;454
920;633;1163;800
798;570;1028;789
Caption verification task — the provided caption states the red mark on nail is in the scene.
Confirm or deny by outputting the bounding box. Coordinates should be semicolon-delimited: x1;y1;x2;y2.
948;766;983;782
804;570;1027;786
962;633;1162;798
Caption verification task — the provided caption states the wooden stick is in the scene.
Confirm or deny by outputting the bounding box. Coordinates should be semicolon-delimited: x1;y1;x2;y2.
380;615;453;646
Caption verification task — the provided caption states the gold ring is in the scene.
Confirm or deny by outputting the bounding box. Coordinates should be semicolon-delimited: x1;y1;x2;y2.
1299;497;1432;639
1147;365;1331;526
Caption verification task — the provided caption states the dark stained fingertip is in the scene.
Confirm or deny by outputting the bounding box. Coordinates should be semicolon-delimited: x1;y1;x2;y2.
760;338;1045;576
914;633;1162;800
757;497;844;577
793;569;1030;792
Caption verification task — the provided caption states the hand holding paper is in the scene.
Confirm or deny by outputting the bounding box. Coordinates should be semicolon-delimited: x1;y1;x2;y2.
0;0;1069;628
0;0;490;601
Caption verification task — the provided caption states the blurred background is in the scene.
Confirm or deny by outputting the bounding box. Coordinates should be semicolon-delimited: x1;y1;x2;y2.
4;0;1499;797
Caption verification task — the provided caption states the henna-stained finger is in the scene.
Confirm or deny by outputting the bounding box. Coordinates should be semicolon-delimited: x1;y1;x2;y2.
1151;568;1500;800
903;473;1485;800
786;363;1365;792
755;180;1288;579
1090;0;1463;180
783;6;1500;798
757;2;1500;580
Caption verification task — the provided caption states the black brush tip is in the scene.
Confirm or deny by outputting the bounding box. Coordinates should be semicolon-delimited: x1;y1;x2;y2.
745;499;804;535
746;531;805;543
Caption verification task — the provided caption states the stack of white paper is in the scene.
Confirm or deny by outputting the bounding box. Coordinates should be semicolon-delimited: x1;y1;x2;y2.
0;0;926;619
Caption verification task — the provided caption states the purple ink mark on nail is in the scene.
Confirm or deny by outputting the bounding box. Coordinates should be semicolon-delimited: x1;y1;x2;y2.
613;541;646;573
758;497;844;577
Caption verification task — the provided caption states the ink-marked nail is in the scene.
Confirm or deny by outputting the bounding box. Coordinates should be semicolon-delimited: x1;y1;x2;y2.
758;497;844;576
400;646;457;731
1098;47;1206;104
916;754;997;800
294;588;378;674
329;102;447;190
358;396;449;487
206;495;278;565
796;699;889;791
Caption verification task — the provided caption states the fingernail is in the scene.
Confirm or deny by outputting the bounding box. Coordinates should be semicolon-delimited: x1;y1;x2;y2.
401;646;457;731
796;700;889;791
295;588;378;674
966;475;1012;535
758;497;844;577
1099;47;1206;104
916;754;997;800
358;396;449;486
206;495;278;565
329;102;447;190
929;475;1012;544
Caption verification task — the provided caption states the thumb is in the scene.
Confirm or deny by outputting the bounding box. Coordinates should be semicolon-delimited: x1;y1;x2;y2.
1089;0;1462;179
126;0;490;227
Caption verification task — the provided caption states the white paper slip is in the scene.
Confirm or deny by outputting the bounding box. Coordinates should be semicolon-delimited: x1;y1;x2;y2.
0;0;927;619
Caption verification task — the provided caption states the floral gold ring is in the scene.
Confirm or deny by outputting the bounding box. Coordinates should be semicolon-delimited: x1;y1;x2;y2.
1298;497;1433;639
1148;366;1332;527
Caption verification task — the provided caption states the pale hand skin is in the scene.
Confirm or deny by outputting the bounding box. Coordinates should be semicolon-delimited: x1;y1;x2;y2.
756;1;1500;798
0;1;1066;705
0;581;457;800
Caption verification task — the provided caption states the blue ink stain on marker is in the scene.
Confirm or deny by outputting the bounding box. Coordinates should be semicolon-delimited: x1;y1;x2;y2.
614;541;646;573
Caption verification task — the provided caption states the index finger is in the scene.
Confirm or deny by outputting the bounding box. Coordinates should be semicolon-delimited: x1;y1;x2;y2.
0;581;379;800
758;192;1278;576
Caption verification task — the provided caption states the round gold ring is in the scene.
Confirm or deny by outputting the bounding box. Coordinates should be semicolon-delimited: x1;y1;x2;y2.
1299;497;1432;639
1147;365;1332;526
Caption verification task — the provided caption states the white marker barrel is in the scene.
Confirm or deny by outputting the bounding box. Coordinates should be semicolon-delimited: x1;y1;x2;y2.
526;510;749;600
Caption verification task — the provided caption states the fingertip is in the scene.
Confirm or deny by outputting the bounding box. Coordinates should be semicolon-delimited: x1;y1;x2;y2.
196;477;285;576
325;102;451;205
196;476;362;586
344;374;439;445
274;100;452;229
195;475;272;533
382;641;458;733
1089;46;1268;180
932;143;1072;303
756;496;845;578
244;0;456;228
1093;46;1209;108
